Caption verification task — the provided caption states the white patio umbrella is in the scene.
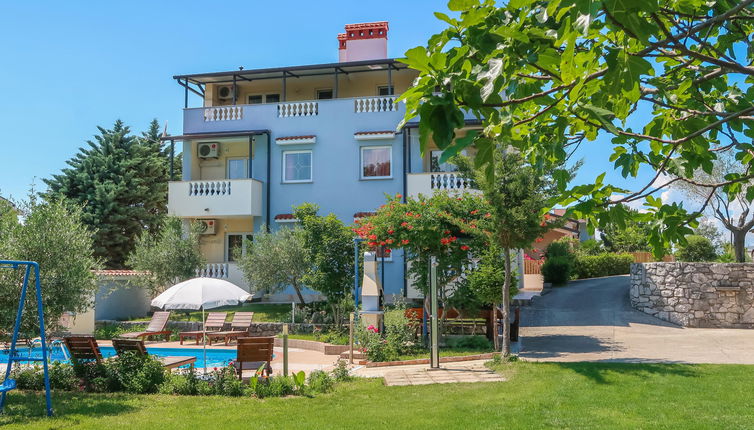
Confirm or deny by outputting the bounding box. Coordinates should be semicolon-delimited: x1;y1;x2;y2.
151;277;252;372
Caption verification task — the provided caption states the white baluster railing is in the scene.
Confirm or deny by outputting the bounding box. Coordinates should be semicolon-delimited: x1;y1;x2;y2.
187;181;232;197
277;101;318;118
197;263;229;279
430;173;474;191
204;106;243;122
354;96;397;113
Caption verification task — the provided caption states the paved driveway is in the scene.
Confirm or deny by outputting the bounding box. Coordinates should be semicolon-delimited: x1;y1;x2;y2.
519;276;754;364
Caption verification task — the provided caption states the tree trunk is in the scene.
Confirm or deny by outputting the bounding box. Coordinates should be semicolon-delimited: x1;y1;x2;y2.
733;229;747;263
501;247;512;357
292;281;306;305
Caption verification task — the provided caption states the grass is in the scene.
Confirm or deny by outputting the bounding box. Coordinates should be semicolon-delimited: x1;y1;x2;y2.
130;303;292;323
4;361;754;429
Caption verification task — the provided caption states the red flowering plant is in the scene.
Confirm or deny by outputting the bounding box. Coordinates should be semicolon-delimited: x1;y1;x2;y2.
354;191;493;302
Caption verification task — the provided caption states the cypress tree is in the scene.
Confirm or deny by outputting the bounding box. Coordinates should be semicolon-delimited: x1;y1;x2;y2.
44;119;174;268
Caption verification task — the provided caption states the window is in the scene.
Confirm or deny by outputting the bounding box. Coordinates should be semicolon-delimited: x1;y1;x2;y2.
430;150;466;173
227;233;253;262
227;158;248;179
247;94;280;104
378;85;394;96
282;151;312;183
361;146;392;179
316;89;333;100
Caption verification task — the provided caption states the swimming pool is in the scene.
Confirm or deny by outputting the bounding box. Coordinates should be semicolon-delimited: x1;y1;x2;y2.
2;346;242;369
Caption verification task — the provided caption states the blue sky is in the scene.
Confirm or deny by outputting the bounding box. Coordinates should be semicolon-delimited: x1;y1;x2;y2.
0;1;651;205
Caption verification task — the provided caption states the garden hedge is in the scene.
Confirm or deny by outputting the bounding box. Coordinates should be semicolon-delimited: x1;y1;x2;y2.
573;253;634;279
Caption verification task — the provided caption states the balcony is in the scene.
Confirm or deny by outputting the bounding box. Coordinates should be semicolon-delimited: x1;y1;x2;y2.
168;179;263;218
196;262;249;292
406;172;478;198
183;96;403;135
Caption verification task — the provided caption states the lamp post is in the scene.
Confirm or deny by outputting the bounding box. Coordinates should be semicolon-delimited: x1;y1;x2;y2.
429;256;440;369
353;238;364;314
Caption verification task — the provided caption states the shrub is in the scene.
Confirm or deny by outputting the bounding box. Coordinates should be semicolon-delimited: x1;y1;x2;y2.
572;253;634;279
307;370;334;394
249;375;296;398
12;366;44;391
359;303;419;362
331;359;351;382
575;239;603;256
107;352;166;394
445;335;492;350
545;240;573;258
676;235;718;262
49;361;78;391
541;256;572;285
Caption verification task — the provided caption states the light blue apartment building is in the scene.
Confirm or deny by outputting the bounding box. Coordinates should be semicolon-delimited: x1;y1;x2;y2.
163;22;480;302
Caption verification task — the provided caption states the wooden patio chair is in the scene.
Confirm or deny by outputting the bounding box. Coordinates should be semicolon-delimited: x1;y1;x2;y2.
206;312;254;346
111;338;196;370
233;336;274;380
120;311;172;341
178;312;227;345
63;336;104;364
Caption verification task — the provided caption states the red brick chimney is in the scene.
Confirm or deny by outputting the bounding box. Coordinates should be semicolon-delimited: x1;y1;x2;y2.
338;21;388;62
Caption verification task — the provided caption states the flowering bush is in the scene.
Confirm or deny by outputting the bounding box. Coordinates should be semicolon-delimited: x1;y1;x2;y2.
357;304;418;362
354;192;494;300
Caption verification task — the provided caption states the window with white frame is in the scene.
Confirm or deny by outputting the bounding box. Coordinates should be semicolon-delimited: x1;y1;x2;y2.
282;150;312;183
227;158;248;179
226;233;253;262
361;146;392;179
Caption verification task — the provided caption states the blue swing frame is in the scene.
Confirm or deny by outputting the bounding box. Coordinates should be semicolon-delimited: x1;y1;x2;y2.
0;260;53;417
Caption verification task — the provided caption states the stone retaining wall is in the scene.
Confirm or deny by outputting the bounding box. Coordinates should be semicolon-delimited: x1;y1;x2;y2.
630;262;754;328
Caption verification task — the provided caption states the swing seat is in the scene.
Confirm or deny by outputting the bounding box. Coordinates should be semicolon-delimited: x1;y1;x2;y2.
0;379;16;393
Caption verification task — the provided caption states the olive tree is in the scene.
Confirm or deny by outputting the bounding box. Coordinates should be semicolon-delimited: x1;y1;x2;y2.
236;227;309;304
128;217;205;295
0;196;99;334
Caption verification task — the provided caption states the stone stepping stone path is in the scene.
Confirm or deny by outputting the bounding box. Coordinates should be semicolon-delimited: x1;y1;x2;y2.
383;362;505;386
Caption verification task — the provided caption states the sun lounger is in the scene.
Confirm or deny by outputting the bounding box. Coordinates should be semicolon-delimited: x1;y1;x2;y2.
64;335;196;370
120;311;172;341
178;312;227;345
233;336;274;379
64;336;104;363
111;338;196;370
206;312;254;346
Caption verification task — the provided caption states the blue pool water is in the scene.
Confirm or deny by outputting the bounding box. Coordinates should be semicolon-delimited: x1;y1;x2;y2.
2;346;244;369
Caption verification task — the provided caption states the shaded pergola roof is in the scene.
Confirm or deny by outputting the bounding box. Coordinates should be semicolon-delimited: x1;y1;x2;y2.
174;58;409;86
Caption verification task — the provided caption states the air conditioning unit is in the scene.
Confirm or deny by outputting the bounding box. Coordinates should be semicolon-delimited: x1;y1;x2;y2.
217;85;234;100
197;219;216;235
197;142;220;159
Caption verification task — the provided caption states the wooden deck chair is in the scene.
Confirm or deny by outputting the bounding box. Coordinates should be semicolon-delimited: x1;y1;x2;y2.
178;312;227;345
233;336;274;380
120;311;172;341
111;338;196;370
63;336;104;364
206;312;254;346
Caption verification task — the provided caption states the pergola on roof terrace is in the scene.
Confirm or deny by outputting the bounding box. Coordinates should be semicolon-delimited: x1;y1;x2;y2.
173;58;410;104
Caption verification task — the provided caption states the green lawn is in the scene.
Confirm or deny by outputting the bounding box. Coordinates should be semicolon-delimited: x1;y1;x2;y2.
130;303;292;323
4;362;754;429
